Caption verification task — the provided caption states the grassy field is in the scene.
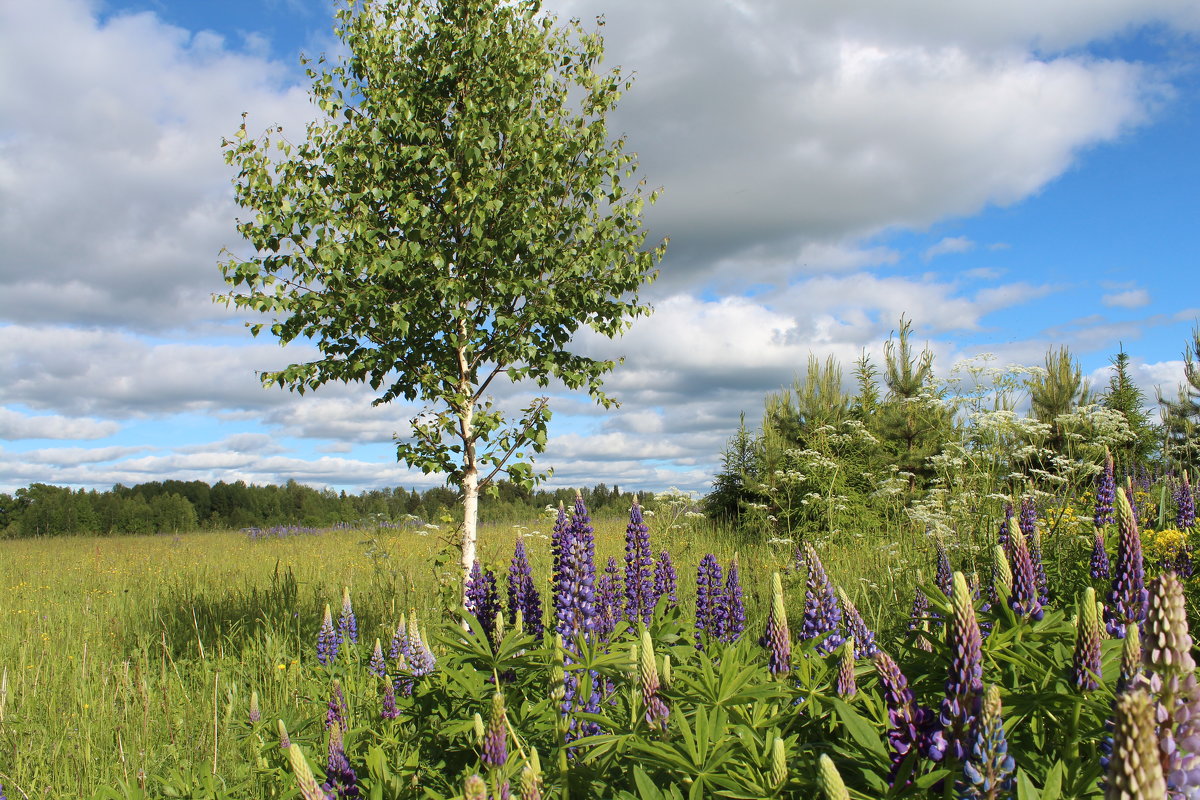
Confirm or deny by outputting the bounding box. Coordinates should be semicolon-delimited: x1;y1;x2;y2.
0;512;946;796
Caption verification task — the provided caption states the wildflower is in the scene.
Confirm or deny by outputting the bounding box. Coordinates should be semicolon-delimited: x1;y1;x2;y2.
550;501;569;586
875;650;941;772
338;586;358;645
555;493;597;650
1119;622;1142;693
800;543;843;655
1096;449;1116;528
1008;519;1044;622
317;603;340;665
770;738;788;789
367;638;386;680
322;724;359;799
623;499;656;625
817;754;851;800
836;638;857;699
958;685;1015;800
723;554;746;643
278;719;292;750
483;692;508;769
909;586;933;651
287;743;327;800
935;538;953;597
405;613;436;678
520;750;544;800
640;627;669;731
695;553;726;647
1105;689;1167;799
941;572;984;762
998;501;1014;547
466;560;501;642
837;587;878;658
653;550;677;608
388;614;409;663
764;572;791;676
463;774;487;800
595;556;622;642
1105;488;1149;638
991;545;1012;605
326;680;347;732
1091;528;1112;581
249;690;260;724
507;537;543;640
1073;587;1103;692
381;681;399;720
1177;471;1196;530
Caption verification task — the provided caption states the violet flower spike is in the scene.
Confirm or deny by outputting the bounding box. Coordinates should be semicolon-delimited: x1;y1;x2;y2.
595;556;622;642
764;572;791;676
1007;519;1044;622
874;649;944;778
800;542;843;655
934;538;953;598
640;627;670;731
325;679;348;732
940;572;984;762
338;586;357;645
1176;471;1196;530
835;638;857;699
367;638;386;680
317;603;340;666
695;553;725;648
654;550;677;608
507;537;543;640
998;501;1013;547
465;560;501;642
483;692;508;769
550;501;568;587
1105;487;1148;638
554;492;597;653
322;724;360;799
623;499;656;625
837;586;878;658
723;555;746;643
1090;528;1111;581
957;685;1015;800
381;681;400;720
908;586;933;652
1095;449;1115;528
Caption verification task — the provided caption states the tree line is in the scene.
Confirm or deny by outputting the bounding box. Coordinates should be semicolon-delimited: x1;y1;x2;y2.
0;479;644;539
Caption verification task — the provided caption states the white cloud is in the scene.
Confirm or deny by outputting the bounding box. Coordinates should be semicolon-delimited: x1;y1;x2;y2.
0;408;120;440
923;236;976;261
1103;288;1151;308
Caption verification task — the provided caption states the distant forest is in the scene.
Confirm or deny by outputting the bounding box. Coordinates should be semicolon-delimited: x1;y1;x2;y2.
0;479;650;538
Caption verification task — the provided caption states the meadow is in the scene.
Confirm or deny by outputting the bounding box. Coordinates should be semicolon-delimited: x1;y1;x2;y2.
0;485;1194;799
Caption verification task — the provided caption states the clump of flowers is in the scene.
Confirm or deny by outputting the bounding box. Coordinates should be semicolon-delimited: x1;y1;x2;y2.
466;560;501;642
695;553;727;647
799;542;843;654
507;536;543;639
317;603;341;666
623;499;656;625
1176;470;1196;530
1105;487;1149;638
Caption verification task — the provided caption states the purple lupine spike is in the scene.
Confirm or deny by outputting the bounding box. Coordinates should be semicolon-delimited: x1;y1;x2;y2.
403;613;436;684
653;550;677;608
1008;519;1044;622
1105;487;1149;638
957;685;1014;800
555;492;597;651
874;649;944;780
1090;528;1111;580
934;538;953;598
550;501;569;586
338;587;358;646
466;560;501;642
999;501;1014;547
1018;496;1037;541
837;587;878;658
835;639;857;699
507;537;543;640
381;680;400;720
595;556;622;642
764;572;791;676
1073;587;1102;692
1096;450;1116;528
317;604;340;666
1018;498;1048;604
388;615;409;662
799;542;843;654
940;572;984;762
695;553;725;648
1177;471;1196;530
326;680;348;732
623;499;656;625
908;586;933;652
722;555;746;643
367;638;386;679
322;724;360;799
483;692;508;769
1125;476;1141;527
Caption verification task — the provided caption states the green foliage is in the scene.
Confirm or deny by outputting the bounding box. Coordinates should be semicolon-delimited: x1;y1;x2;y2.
1100;346;1159;474
218;0;665;574
1160;322;1200;472
1029;346;1090;456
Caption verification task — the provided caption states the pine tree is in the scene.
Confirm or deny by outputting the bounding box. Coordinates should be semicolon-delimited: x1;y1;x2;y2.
705;414;759;523
1101;345;1158;474
1159;323;1200;471
1028;346;1089;456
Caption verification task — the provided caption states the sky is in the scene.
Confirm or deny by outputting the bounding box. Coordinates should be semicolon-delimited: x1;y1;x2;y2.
1;0;1199;497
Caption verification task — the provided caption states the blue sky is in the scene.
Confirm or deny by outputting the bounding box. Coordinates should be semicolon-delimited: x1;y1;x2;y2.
1;0;1199;496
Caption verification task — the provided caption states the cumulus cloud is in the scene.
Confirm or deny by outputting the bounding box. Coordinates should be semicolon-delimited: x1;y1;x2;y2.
1103;288;1152;308
923;236;976;261
0;408;120;440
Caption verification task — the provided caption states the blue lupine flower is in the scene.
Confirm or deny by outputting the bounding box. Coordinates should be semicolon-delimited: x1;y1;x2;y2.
623;499;656;625
941;572;984;762
957;685;1015;800
799;543;843;655
338;586;358;646
653;550;677;608
1105;488;1148;638
723;555;746;643
507;537;543;639
317;603;340;665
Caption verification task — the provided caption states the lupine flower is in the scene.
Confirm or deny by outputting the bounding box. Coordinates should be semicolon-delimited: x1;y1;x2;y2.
836;638;857;699
640;627;670;731
287;743;328;800
507;537;544;640
323;724;360;799
1119;622;1142;693
483;692;508;769
0;781;6;800
1096;449;1116;528
368;638;386;679
935;538;953;597
1091;528;1112;581
958;685;1015;800
837;587;878;658
388;615;409;662
1028;528;1049;606
1126;476;1141;527
249;690;261;723
317;604;340;665
338;587;358;645
874;650;944;777
800;543;843;654
764;572;791;676
1177;471;1196;530
1105;487;1149;638
520;749;544;800
406;613;436;678
466;560;501;642
999;501;1014;546
817;754;851;800
991;545;1012;605
326;680;347;732
909;586;934;651
1018;496;1037;541
941;572;985;762
1073;587;1103;692
653;550;677;608
381;681;399;720
1008;519;1044;622
771;738;788;789
595;556;622;641
463;774;487;800
695;553;726;647
624;499;656;625
278;719;292;750
1140;572;1200;797
723;555;746;643
1105;689;1167;799
550;501;569;586
555;493;597;650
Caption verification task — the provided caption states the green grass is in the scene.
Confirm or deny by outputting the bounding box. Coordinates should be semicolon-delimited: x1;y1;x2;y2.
0;515;936;796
